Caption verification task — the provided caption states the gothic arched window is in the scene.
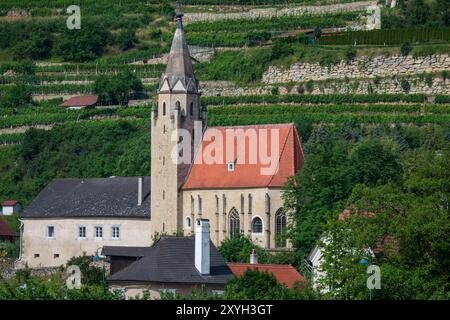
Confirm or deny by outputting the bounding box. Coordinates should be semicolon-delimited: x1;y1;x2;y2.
229;208;240;238
275;209;287;248
162;102;166;116
251;217;263;234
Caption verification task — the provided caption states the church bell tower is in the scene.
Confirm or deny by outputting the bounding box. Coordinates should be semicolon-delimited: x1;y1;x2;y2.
150;13;202;237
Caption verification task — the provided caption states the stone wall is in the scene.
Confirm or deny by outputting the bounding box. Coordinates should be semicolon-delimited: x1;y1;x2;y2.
262;54;450;84
184;1;376;24
200;76;450;97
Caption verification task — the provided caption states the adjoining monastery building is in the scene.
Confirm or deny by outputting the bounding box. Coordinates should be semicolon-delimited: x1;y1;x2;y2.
18;14;304;268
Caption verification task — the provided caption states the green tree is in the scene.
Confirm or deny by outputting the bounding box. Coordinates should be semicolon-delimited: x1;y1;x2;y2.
218;233;267;263
11;31;52;61
0;83;32;108
224;269;293;300
400;42;412;56
93;70;143;106
55;22;111;62
282;126;402;262
318;146;450;299
116;28;138;51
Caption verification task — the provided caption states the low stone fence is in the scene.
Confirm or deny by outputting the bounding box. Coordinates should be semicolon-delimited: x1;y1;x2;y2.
200;75;450;97
262;54;450;84
184;1;376;24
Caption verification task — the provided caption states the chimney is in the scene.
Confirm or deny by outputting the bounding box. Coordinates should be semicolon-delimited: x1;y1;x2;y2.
195;219;210;275
250;249;258;264
137;177;143;206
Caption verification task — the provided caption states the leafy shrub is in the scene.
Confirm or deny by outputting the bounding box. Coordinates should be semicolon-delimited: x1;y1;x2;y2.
305;80;314;93
345;46;357;62
441;70;449;82
271;40;294;60
400;79;411;92
66;255;106;286
400;42;413;56
218;233;267;263
54;21;111;62
271;86;279;95
0;83;32;108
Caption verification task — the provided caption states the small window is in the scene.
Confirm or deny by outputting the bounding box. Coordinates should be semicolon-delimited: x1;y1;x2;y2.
163;125;166;134
46;225;55;239
163;190;165;200
78;226;86;239
190;102;194;116
185;217;192;229
112;226;120;240
94;226;103;239
162;102;166;116
252;217;263;234
34;254;40;258
227;162;235;172
54;254;60;259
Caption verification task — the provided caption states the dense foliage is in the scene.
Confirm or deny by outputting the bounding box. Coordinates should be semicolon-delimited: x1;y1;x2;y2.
93;70;144;105
281;122;450;298
218;234;268;263
0;120;150;207
318;147;450;299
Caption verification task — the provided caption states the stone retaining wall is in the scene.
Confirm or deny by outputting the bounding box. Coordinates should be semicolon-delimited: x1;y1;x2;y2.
262;54;450;84
200;76;450;97
184;1;376;24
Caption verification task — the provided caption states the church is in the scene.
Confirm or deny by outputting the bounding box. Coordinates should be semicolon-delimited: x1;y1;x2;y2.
18;13;304;268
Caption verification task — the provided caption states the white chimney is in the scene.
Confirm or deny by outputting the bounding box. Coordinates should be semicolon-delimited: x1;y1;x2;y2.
250;249;258;264
137;177;143;206
195;219;210;275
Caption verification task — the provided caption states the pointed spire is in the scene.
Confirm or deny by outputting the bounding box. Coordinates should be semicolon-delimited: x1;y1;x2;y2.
159;13;198;94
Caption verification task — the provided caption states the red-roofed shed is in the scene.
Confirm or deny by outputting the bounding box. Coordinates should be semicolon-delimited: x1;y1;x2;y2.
0;220;17;242
1;200;21;216
61;95;98;109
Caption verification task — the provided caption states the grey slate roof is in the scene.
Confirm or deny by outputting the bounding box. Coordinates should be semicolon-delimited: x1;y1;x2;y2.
21;177;150;219
158;14;198;94
102;246;152;258
108;237;234;285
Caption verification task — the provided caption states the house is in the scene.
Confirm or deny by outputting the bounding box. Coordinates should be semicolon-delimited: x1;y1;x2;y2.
18;177;151;268
1;200;21;216
227;250;306;289
106;219;233;299
61;95;98;109
19;12;304;268
0;220;17;243
306;209;398;292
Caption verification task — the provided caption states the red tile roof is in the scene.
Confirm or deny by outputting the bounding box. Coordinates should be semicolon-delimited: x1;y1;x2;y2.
2;200;18;206
227;263;306;289
183;123;304;189
0;220;16;237
61;95;98;107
